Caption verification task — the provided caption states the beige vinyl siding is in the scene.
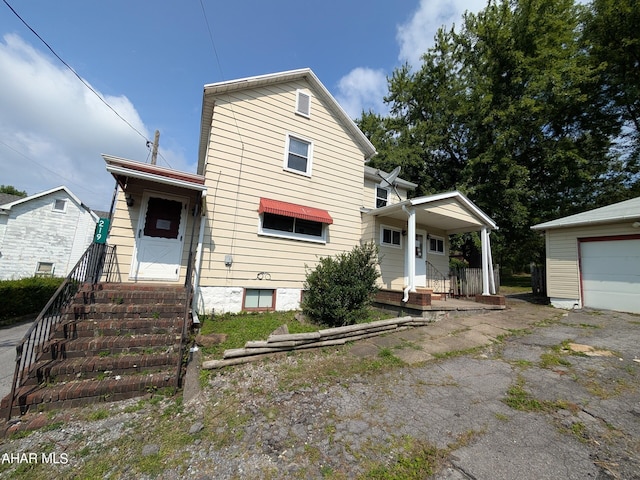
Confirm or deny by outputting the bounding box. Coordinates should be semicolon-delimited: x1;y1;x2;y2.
107;186;200;283
377;218;406;290
200;79;366;289
545;222;638;300
424;226;449;278
429;198;483;228
363;178;409;209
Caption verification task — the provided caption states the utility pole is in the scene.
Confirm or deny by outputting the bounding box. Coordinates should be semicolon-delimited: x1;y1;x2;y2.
150;130;160;165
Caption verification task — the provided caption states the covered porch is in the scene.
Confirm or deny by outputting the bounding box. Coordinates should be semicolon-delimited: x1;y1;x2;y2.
363;191;502;313
103;155;207;289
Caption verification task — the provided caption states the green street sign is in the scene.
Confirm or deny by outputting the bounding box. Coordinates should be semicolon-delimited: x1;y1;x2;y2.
94;217;110;244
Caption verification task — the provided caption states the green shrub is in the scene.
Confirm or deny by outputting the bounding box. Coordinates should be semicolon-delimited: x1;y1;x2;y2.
0;277;64;322
301;242;380;327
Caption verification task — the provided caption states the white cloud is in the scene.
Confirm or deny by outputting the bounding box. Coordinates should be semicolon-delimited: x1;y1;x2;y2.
336;0;487;119
0;33;187;211
335;67;389;119
397;0;487;68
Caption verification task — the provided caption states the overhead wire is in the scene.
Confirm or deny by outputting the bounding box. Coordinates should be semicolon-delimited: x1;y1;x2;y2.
2;0;165;163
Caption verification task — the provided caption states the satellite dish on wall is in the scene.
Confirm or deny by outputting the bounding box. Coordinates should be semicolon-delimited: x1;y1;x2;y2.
377;166;402;201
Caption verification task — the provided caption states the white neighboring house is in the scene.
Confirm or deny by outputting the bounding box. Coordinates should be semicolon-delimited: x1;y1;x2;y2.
532;196;640;314
0;186;99;280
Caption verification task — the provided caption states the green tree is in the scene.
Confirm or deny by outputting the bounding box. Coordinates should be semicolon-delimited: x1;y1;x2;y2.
583;0;640;201
0;185;27;197
362;0;624;271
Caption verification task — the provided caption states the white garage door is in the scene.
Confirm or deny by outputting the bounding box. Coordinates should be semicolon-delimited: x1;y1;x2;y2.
580;238;640;314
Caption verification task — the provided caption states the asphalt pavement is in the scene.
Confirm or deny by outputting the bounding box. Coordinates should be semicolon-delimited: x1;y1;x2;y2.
0;320;33;400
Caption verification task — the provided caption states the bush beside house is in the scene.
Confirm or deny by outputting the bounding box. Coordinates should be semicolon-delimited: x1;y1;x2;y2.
302;242;380;327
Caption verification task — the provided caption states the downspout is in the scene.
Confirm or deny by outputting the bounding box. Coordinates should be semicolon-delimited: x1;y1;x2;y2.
191;191;207;322
401;205;416;302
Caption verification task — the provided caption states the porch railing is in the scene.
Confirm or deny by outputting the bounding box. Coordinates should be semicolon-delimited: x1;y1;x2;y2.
5;243;116;419
426;261;450;299
450;265;500;297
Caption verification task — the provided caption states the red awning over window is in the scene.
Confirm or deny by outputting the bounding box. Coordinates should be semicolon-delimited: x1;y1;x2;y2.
259;198;333;224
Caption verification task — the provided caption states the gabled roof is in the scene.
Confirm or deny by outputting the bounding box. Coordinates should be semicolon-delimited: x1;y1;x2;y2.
198;68;377;171
0;192;22;206
531;196;640;230
364;190;498;234
0;186;98;220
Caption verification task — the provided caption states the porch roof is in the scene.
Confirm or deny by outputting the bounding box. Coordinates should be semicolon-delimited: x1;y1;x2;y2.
103;155;207;192
364;191;498;234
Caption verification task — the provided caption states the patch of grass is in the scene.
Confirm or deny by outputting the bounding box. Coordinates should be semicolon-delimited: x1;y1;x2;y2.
539;352;572;369
578;323;601;329
199;310;320;358
503;377;566;413
433;345;484;360
500;273;532;294
198;308;395;359
86;408;110;421
361;439;447;479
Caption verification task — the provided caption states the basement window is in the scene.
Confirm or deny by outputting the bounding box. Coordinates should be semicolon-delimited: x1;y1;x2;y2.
35;262;54;277
244;289;274;311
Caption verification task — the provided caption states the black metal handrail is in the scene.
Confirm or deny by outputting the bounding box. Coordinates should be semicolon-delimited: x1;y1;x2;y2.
5;243;116;419
426;260;449;300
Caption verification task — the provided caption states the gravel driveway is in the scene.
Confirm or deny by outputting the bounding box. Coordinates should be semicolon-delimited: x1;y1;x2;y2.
1;297;638;479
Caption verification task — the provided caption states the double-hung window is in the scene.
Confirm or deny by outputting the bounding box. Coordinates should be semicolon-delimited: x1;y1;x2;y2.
380;225;402;248
284;134;313;176
376;186;389;208
428;235;445;254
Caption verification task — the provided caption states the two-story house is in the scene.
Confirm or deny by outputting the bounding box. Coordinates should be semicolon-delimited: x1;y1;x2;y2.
103;68;498;315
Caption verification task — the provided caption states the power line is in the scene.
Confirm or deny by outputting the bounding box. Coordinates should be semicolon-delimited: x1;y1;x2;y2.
2;0;151;147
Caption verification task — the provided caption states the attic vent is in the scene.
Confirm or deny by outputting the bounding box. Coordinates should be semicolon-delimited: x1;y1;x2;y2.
296;90;311;118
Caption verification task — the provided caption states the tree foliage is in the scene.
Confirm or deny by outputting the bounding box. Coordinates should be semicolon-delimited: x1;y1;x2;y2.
301;242;380;327
359;0;638;271
0;185;27;197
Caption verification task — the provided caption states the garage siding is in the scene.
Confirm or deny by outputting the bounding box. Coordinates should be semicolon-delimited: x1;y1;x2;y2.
545;222;639;307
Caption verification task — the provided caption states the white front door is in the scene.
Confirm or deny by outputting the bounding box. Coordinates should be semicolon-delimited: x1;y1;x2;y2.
415;230;427;287
131;192;188;281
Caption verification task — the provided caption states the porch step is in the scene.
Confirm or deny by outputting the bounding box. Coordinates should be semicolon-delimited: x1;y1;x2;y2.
23;353;180;385
1;282;192;418
45;334;180;359
1;372;176;417
55;318;183;339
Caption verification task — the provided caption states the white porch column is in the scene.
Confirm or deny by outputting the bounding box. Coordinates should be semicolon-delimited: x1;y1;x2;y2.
481;226;490;295
487;231;496;294
403;206;416;296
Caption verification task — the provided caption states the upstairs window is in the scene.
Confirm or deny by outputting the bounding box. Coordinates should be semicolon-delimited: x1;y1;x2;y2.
284;134;313;176
53;199;67;212
376;186;389;208
428;235;445;254
296;90;311;117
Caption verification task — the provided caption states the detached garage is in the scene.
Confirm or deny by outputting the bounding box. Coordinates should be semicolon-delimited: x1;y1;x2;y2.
532;197;640;314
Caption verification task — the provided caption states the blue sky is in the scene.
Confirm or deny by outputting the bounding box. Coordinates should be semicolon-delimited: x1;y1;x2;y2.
0;0;486;211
